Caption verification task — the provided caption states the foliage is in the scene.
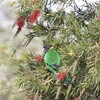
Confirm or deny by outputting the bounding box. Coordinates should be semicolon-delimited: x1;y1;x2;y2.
10;0;100;100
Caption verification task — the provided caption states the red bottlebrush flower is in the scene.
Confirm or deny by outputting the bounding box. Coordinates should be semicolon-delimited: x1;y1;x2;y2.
14;16;25;38
35;55;43;62
73;96;78;100
28;10;40;23
57;72;66;81
16;16;24;29
30;95;34;100
32;0;36;3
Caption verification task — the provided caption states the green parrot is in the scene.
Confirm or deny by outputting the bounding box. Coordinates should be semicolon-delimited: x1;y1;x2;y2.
43;45;60;74
43;45;72;85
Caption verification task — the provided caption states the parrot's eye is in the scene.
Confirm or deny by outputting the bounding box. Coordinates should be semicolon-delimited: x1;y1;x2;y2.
43;46;46;48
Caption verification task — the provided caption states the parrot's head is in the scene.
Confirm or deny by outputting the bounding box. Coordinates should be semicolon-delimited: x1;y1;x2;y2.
43;45;52;53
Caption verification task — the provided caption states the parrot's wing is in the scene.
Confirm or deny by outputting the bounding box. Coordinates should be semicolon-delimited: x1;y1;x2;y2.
52;64;59;70
46;62;59;71
44;48;60;66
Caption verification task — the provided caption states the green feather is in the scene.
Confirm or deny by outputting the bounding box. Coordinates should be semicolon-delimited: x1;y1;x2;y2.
44;47;60;73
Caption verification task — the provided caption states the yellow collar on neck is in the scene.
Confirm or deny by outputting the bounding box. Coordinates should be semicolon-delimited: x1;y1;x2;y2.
49;47;53;51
